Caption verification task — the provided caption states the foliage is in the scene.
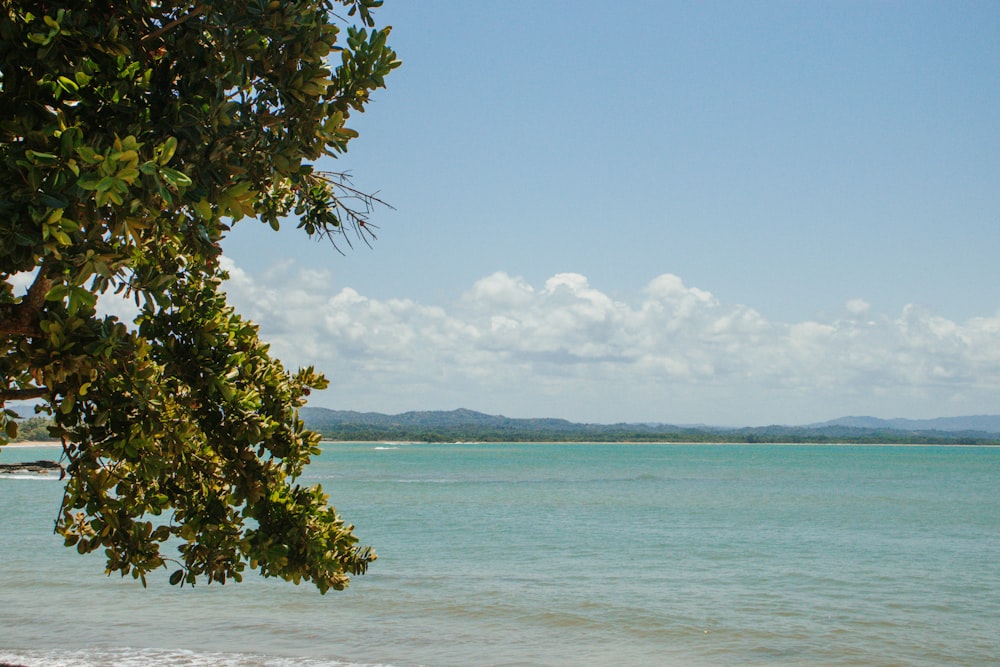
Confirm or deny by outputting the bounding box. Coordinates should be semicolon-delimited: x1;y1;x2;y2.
0;0;399;592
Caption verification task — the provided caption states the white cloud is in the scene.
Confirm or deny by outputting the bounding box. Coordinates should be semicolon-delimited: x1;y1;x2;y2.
216;260;1000;425
846;298;871;316
9;257;993;424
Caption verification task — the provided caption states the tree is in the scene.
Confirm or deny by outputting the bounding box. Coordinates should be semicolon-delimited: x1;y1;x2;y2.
10;414;55;441
0;0;399;592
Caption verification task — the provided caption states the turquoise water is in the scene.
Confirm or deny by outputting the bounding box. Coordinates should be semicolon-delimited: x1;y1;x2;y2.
1;442;998;666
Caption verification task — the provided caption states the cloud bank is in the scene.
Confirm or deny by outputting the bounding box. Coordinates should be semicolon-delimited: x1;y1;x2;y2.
200;259;1000;425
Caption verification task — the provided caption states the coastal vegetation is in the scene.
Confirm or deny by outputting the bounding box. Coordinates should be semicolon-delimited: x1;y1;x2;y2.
0;0;398;592
13;410;999;446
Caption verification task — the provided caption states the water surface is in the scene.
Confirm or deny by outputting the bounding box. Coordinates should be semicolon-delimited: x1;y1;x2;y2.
1;442;998;666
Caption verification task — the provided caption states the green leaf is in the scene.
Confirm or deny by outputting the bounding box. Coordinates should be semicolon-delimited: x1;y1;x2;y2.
159;167;192;188
117;167;140;184
57;76;79;93
76;146;102;164
95;175;117;192
76;174;101;190
44;284;69;301
27;32;52;46
71;286;97;308
41;193;69;208
159;137;178;165
25;150;59;165
194;198;213;220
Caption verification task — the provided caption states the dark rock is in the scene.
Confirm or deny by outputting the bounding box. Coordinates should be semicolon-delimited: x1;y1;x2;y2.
0;459;63;475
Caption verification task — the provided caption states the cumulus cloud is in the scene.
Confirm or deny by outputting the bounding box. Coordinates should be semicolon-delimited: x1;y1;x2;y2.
216;258;1000;424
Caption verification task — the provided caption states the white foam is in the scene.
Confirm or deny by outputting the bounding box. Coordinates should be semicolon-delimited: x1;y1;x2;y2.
0;472;60;480
0;648;406;667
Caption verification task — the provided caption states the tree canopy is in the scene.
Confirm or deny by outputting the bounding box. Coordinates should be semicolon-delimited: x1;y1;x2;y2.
0;0;399;592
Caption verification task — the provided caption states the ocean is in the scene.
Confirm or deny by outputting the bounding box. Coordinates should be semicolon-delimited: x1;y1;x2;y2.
1;442;998;666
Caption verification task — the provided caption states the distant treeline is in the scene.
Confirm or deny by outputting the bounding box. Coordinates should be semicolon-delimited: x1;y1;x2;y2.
314;426;1000;445
302;408;1000;445
8;416;57;442
314;424;718;443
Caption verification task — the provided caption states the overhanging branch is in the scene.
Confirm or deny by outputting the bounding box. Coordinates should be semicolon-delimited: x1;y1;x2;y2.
0;386;48;402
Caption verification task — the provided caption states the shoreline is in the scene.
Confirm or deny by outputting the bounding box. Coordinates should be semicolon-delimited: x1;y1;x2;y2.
321;439;1000;448
5;439;998;450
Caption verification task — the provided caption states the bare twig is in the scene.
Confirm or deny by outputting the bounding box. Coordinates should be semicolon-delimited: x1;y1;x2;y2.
316;170;393;249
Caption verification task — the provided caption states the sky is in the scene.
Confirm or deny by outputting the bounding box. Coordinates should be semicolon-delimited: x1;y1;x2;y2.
212;1;1000;426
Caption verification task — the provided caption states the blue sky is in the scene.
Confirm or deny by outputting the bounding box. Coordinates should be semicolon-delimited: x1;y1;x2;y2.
214;1;1000;425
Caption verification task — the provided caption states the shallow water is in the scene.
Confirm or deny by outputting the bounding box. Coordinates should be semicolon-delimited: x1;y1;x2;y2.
1;442;998;666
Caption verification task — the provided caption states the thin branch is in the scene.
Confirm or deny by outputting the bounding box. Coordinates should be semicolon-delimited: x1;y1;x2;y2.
142;4;207;43
56;442;71;534
315;170;394;250
319;171;395;211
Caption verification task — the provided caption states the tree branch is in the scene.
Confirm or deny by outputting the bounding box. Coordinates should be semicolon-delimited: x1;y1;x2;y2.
0;386;48;401
0;271;52;337
142;4;207;43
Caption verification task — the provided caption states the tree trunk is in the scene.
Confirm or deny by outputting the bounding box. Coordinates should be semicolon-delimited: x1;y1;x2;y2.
0;271;51;338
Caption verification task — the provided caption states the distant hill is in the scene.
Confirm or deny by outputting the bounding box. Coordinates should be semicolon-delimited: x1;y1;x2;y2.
812;415;1000;433
300;407;685;442
301;408;1000;444
301;407;588;433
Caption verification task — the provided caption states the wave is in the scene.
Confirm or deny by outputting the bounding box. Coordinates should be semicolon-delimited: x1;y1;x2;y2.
0;647;399;667
0;473;61;481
